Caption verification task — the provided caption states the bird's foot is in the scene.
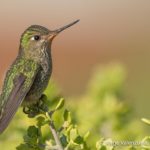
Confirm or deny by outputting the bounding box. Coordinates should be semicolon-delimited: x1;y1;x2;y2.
37;94;49;112
23;94;49;117
23;105;40;118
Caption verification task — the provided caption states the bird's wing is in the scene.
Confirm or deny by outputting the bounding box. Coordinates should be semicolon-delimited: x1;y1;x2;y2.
0;61;39;134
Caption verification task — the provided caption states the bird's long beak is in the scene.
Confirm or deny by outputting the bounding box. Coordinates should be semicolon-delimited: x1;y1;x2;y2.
47;19;80;40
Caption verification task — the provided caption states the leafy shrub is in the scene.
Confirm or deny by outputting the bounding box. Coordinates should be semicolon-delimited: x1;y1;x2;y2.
0;64;149;150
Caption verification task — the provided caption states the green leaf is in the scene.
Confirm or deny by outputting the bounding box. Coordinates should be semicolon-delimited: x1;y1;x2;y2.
141;118;150;125
60;134;68;147
63;109;72;128
36;116;46;126
141;136;150;149
55;98;65;111
16;144;30;150
70;128;78;141
84;131;90;141
46;112;52;120
66;124;73;137
24;137;37;147
64;109;71;122
74;136;84;144
27;126;38;138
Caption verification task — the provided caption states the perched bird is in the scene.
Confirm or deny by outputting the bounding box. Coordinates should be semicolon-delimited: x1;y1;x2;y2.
0;20;79;133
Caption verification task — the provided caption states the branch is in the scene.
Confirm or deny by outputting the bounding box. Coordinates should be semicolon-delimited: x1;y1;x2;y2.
49;120;64;150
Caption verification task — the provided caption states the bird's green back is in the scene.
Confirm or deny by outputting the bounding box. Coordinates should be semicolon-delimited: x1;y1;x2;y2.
0;57;39;119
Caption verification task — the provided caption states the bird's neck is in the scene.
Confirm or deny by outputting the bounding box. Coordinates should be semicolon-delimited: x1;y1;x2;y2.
40;47;52;73
18;46;52;73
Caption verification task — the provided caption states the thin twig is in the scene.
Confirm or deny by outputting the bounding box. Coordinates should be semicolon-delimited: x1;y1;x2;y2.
49;120;64;150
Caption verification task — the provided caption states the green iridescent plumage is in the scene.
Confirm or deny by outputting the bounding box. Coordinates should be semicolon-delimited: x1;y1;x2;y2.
0;59;39;112
0;20;79;133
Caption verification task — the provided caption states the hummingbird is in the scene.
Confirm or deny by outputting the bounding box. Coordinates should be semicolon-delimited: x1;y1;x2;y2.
0;19;79;133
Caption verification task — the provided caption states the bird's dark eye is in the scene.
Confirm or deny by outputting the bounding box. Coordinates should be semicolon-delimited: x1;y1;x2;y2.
33;35;40;41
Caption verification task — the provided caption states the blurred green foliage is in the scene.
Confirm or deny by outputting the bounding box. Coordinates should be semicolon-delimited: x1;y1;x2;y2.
0;64;149;150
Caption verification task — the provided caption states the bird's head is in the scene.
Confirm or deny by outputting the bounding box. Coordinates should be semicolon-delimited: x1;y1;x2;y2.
19;20;79;60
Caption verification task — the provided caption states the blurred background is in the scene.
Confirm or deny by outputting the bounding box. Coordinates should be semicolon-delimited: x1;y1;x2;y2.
0;0;150;118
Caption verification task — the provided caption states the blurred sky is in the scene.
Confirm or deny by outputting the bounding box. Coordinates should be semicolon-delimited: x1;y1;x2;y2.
0;0;150;116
